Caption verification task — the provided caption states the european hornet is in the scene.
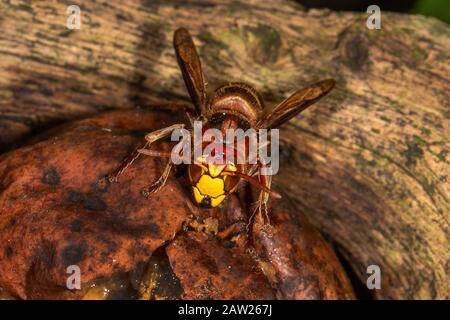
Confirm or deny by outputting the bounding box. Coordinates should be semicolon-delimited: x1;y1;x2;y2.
109;28;335;222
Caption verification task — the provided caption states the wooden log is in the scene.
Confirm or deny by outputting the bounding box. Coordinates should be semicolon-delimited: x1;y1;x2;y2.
0;0;448;299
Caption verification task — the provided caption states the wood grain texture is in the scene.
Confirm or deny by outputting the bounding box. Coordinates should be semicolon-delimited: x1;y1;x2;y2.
0;0;448;299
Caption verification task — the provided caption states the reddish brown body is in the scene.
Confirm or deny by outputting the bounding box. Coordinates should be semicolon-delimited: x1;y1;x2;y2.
110;27;335;218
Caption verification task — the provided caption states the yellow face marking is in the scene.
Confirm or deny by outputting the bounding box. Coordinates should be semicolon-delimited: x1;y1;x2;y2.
210;195;226;207
192;186;204;204
190;159;239;207
207;163;226;177
197;175;224;198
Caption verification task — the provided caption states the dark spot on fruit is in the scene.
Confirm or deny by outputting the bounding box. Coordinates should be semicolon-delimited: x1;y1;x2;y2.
70;220;82;232
83;195;107;211
5;246;13;257
148;222;161;237
62;243;86;265
91;177;110;193
68;190;107;211
9;218;17;227
41;167;60;185
68;190;84;203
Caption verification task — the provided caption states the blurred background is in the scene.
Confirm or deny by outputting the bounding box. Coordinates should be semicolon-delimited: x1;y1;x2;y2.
296;0;450;24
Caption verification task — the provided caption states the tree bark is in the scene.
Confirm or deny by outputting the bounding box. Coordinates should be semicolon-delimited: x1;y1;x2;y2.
0;0;448;299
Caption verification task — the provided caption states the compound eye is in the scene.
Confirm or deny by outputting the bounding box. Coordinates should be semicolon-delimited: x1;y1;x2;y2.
189;164;204;184
223;174;239;193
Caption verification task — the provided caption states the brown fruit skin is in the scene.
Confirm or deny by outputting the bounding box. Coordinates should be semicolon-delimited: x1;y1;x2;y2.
251;199;356;300
0;108;355;300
